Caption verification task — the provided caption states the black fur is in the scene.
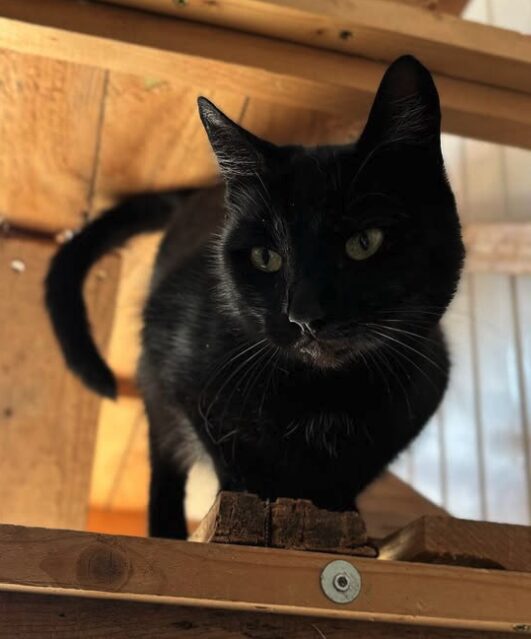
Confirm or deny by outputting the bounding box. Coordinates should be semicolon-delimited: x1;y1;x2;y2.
46;56;464;539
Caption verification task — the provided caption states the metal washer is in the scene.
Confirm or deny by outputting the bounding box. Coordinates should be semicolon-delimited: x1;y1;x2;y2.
320;559;362;604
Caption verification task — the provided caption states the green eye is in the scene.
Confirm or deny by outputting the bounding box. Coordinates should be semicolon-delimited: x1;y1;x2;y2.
250;247;283;272
345;228;383;261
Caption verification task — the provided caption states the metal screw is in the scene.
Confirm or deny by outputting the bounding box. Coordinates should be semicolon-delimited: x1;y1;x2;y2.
320;560;361;604
333;573;350;592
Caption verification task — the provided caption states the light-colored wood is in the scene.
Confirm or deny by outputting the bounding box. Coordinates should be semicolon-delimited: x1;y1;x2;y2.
397;0;470;13
103;0;531;94
380;515;531;571
0;236;120;529
1;0;531;149
0;591;518;639
0;51;106;233
358;472;447;539
0;524;530;633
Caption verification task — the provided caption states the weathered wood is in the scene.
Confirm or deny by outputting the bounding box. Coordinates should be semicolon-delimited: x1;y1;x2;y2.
379;516;531;572
358;472;448;539
0;236;120;529
0;523;530;633
0;50;106;232
102;0;531;93
191;491;377;556
0;591;519;639
1;0;530;149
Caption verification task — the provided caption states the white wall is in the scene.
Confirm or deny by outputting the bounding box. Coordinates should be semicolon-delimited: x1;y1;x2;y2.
392;0;531;525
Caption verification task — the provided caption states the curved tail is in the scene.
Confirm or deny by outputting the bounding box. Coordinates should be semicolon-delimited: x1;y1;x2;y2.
45;192;185;399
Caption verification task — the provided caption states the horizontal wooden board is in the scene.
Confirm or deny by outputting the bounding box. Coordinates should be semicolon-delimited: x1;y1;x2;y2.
0;523;530;633
0;591;519;639
102;0;531;93
1;0;530;148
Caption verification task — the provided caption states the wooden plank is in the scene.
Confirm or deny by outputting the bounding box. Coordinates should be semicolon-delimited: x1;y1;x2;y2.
357;472;447;539
397;0;470;13
0;591;519;639
0;51;106;232
1;0;531;149
190;491;376;557
0;236;120;529
101;0;531;94
380;516;531;572
0;524;530;633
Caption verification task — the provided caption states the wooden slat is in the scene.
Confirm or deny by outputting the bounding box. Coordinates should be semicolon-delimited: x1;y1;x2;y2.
0;236;120;529
100;0;530;94
1;0;530;149
358;472;447;539
396;0;470;13
0;524;530;634
0;51;107;232
0;591;519;639
379;515;531;572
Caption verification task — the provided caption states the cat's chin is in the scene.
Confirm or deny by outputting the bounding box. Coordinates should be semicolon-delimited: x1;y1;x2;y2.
293;336;354;369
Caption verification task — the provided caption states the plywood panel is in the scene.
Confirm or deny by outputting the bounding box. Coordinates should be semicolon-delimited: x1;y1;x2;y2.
0;236;120;529
0;51;106;232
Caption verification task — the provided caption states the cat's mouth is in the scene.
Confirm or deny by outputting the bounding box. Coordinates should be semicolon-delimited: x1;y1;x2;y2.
294;334;355;368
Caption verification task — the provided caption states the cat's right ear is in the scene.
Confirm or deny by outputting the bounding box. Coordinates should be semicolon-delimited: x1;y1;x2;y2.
198;97;274;180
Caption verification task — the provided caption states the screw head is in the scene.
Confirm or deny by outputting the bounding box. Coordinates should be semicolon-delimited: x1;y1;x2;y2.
320;560;361;604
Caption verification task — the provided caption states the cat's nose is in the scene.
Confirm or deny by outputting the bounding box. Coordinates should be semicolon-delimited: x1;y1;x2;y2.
288;279;325;333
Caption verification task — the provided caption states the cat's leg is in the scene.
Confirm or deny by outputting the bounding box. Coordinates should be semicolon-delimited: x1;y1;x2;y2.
145;397;194;540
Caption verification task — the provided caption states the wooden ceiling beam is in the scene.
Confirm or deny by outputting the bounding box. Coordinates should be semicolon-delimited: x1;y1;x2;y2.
100;0;530;95
0;0;530;149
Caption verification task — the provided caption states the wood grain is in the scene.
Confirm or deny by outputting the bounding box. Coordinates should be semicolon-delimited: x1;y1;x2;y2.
379;516;531;572
0;236;120;529
0;51;106;232
102;0;531;93
0;591;519;639
191;491;376;556
0;523;530;633
1;0;530;149
358;472;448;539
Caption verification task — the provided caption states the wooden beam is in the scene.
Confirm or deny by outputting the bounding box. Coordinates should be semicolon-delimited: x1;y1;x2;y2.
0;0;530;149
0;591;519;639
0;524;530;634
379;516;531;572
101;0;531;94
392;0;470;14
358;472;448;539
0;236;120;529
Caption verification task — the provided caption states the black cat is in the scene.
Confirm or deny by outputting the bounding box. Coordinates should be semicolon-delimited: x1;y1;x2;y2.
46;56;464;539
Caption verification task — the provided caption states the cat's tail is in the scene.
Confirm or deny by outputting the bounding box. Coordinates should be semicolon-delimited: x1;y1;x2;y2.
45;191;190;399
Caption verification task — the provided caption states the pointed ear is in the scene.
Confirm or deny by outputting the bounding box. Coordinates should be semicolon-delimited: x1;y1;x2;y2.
198;97;274;179
358;56;441;155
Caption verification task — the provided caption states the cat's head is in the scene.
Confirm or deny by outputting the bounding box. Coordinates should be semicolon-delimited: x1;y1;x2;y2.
199;56;464;369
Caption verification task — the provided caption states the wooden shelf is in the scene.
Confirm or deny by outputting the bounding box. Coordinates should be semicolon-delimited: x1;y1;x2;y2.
0;522;530;637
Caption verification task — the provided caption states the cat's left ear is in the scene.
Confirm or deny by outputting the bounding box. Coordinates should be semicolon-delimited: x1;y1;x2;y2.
198;97;275;180
357;55;441;156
